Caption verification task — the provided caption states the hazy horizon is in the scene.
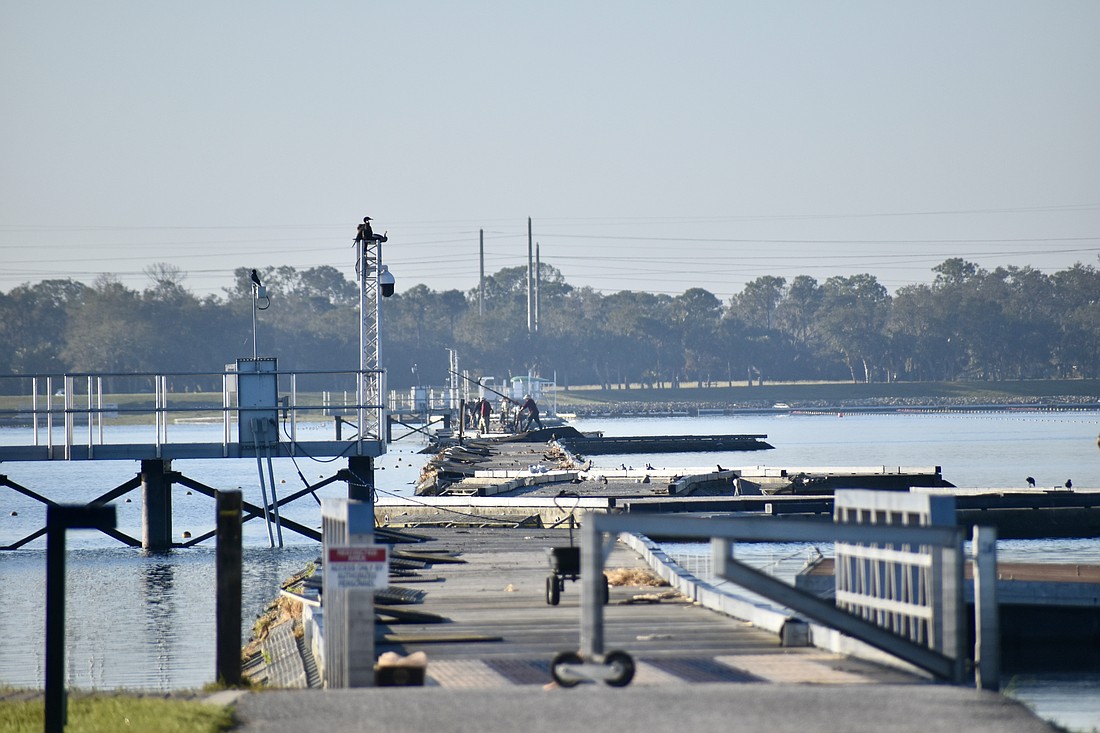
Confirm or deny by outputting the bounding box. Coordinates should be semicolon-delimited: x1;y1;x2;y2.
3;2;1098;299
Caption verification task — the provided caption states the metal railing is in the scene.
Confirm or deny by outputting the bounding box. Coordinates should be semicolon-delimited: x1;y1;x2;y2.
577;507;998;688
0;368;385;460
833;491;960;664
386;386;459;414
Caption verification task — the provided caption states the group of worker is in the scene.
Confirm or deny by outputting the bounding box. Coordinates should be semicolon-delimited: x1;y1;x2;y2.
469;394;542;434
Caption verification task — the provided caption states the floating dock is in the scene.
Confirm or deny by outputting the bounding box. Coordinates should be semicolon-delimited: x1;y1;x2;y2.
558;433;774;455
400;436;1100;539
414;430;944;498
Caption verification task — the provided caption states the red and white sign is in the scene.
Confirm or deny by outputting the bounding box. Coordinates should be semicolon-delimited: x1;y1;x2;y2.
325;545;389;590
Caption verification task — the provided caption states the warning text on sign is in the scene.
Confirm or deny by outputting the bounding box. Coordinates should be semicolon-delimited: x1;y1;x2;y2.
326;545;389;590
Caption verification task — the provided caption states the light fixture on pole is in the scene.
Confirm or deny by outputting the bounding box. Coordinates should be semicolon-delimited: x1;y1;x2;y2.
250;269;270;359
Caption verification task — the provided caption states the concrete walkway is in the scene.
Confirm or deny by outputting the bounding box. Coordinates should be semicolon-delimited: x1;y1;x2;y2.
228;527;1057;732
231;685;1056;733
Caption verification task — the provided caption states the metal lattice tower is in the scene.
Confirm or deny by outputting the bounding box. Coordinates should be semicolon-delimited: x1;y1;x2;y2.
358;238;382;440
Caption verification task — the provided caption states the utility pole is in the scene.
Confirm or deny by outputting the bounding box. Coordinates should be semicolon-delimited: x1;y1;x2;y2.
479;228;485;318
527;217;534;335
535;242;540;334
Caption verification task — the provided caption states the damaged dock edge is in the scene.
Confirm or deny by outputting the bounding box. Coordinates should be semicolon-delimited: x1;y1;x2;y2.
376;495;616;528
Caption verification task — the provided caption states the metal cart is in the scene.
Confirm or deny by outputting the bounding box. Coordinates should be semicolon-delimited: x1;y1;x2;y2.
545;492;609;606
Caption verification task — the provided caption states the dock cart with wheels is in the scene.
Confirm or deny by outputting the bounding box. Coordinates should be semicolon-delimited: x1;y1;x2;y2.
550;650;635;687
545;492;609;606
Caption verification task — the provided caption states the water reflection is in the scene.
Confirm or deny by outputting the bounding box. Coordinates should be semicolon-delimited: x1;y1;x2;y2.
0;544;319;690
141;560;177;690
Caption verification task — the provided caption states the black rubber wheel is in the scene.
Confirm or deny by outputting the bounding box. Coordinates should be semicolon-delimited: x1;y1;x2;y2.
551;651;584;688
546;574;561;605
603;650;635;687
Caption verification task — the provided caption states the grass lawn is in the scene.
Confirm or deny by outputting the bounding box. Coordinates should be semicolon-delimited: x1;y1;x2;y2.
0;696;234;733
555;379;1100;407
2;380;1099;419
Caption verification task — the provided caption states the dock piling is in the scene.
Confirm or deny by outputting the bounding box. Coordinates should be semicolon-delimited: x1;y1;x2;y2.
216;490;243;687
140;458;173;552
347;455;374;501
45;505;116;733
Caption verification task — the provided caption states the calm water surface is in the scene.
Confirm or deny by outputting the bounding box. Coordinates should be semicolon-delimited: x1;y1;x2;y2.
1;412;1098;729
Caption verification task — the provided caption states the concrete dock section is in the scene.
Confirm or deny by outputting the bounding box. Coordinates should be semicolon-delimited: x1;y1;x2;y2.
232;684;1056;733
370;528;920;687
231;526;1058;733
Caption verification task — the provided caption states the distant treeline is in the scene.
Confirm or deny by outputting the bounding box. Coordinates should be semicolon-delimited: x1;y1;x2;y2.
1;257;1098;392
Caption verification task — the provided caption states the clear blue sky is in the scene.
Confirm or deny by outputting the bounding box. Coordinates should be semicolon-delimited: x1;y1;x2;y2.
2;2;1098;301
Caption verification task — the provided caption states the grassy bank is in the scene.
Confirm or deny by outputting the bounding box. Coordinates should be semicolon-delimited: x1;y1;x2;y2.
0;695;234;733
3;380;1099;419
554;379;1100;408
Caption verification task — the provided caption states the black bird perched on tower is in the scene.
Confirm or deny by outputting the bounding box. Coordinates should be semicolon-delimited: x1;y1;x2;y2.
1026;476;1036;488
1065;479;1073;489
249;269;262;286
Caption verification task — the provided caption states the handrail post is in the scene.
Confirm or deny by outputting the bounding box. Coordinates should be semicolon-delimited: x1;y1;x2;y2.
580;519;604;658
154;375;162;454
290;372;298;449
96;376;104;446
86;375;93;457
972;525;1000;690
63;375;74;460
160;375;169;447
222;372;231;457
32;376;39;446
947;528;967;683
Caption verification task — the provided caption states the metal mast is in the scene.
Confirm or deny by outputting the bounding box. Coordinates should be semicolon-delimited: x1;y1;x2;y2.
358;237;383;443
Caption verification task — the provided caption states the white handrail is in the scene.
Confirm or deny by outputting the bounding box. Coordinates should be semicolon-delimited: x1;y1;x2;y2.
0;368;386;458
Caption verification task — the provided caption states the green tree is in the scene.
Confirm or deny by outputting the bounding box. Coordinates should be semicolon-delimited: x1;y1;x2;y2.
1052;264;1100;377
0;279;87;376
818;274;891;383
734;276;786;331
673;288;723;386
63;276;154;373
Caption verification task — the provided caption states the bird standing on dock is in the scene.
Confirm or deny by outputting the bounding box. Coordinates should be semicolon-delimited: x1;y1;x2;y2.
1026;476;1036;488
1065;479;1073;489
